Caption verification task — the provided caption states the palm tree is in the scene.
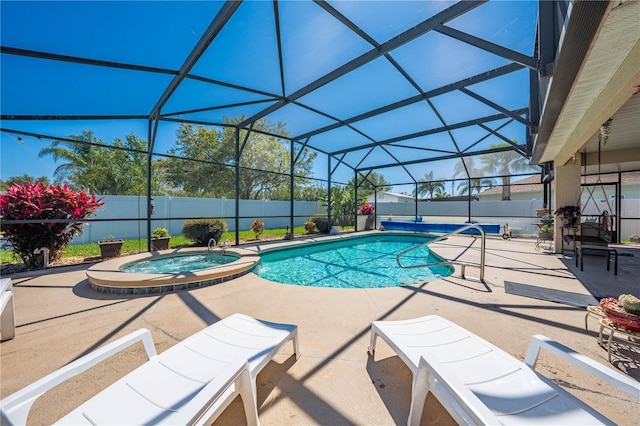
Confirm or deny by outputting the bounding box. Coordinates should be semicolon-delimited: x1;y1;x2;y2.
414;171;445;199
453;157;477;180
456;177;495;196
434;188;450;198
479;143;536;200
38;133;94;188
39;131;153;195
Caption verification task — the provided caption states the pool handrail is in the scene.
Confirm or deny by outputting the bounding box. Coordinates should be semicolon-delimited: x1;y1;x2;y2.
395;224;486;282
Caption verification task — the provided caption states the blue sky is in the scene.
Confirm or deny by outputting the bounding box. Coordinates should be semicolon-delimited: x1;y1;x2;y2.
1;0;539;189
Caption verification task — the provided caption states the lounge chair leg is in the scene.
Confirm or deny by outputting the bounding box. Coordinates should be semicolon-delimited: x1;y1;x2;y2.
292;329;301;360
407;365;431;426
238;368;260;426
368;329;378;359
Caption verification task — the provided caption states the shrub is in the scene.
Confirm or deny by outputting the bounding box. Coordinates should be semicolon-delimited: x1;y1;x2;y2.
250;219;264;239
0;181;103;267
309;215;329;234
151;227;170;238
182;218;227;245
303;220;317;234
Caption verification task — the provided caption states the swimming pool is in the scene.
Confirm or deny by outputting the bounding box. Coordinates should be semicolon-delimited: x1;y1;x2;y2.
256;233;453;288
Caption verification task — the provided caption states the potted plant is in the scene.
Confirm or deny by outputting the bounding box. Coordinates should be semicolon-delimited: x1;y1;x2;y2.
540;213;554;226
329;187;348;234
151;227;171;251
98;236;124;259
250;219;264;240
554;205;580;227
357;202;375;230
538;224;554;240
535;209;551;217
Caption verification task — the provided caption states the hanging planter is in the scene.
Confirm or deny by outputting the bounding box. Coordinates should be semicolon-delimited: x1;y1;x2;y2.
554;205;580;227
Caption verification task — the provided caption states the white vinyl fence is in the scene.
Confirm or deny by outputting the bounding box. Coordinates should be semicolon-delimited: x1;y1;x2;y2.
73;195;326;244
72;196;640;244
376;199;640;239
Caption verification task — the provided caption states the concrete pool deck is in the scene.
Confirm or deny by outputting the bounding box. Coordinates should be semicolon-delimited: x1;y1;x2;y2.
1;233;639;425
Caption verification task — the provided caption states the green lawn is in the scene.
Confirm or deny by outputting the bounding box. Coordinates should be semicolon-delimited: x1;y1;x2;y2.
1;226;311;265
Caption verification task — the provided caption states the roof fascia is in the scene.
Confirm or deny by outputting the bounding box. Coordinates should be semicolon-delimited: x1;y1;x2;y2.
530;0;609;164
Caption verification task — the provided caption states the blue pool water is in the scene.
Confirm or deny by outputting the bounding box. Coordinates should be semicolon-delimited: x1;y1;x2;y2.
121;253;238;274
256;234;453;288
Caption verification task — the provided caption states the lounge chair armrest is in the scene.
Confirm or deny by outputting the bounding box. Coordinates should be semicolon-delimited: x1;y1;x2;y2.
411;355;498;426
524;334;640;398
1;328;156;426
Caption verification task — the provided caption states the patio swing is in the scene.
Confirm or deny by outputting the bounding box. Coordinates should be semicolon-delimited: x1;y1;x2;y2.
579;119;615;244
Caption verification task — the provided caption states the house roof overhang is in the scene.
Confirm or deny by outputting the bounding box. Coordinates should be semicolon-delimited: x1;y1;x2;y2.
532;0;640;175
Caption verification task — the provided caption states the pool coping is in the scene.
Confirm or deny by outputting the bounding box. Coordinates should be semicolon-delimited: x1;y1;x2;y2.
86;247;259;295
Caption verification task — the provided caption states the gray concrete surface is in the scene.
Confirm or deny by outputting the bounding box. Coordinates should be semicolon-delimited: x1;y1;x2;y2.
1;234;638;425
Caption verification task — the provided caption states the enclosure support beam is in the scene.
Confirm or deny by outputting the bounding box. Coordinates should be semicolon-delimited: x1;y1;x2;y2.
146;119;154;252
290;140;295;236
354;170;359;231
235;127;241;246
327;157;333;230
414;183;419;221
467;178;472;223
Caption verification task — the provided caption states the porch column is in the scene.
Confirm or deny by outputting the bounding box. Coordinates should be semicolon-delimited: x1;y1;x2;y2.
553;159;581;253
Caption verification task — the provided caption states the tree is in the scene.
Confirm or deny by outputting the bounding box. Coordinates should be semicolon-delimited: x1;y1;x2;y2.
38;131;160;195
414;171;445;198
349;171;391;198
161;118;317;200
1;174;50;187
268;181;327;201
160;124;234;197
479;143;536;200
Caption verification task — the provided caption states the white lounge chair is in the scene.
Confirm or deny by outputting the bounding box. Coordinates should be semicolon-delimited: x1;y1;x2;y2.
1;278;15;341
368;315;639;425
1;313;299;425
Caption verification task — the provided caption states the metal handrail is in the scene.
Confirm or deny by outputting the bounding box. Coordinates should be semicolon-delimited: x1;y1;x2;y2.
395;224;486;281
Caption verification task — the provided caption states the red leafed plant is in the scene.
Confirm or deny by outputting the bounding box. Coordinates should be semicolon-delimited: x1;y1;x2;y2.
357;203;375;215
0;181;103;267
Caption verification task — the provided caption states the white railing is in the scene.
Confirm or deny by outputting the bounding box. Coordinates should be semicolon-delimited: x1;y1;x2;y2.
395;224;486;282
